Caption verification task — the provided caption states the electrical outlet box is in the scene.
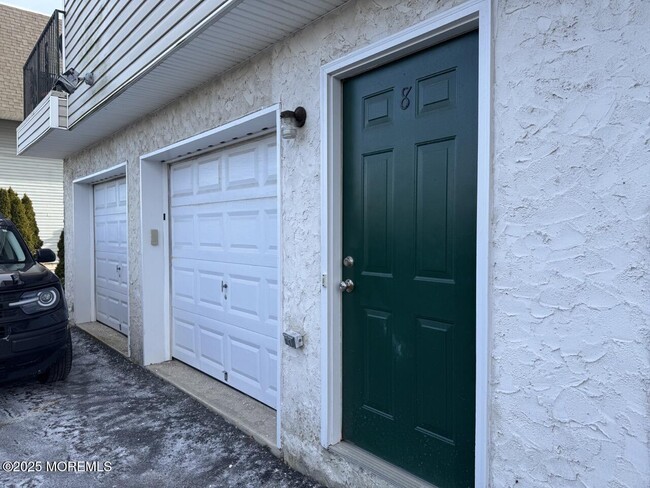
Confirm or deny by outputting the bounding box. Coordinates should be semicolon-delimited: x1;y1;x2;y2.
283;330;304;349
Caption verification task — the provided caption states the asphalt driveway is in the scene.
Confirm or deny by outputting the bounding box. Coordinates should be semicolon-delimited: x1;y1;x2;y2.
0;327;321;488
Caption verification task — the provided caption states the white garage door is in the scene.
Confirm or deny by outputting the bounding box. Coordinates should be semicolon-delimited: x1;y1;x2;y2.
170;135;278;408
94;178;129;335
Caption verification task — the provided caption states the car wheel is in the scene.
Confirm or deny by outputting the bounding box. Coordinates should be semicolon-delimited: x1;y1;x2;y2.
39;330;72;383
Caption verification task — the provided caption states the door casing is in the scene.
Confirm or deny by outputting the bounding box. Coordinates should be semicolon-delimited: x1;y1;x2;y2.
139;104;283;448
72;163;129;335
319;1;492;485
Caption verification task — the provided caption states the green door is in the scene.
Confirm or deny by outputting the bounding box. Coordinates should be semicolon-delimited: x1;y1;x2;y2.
342;31;478;487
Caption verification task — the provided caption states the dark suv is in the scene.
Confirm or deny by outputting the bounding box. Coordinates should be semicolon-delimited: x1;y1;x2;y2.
0;213;71;383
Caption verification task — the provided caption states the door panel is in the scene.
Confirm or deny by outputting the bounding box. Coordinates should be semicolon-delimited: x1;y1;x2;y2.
170;135;278;408
94;178;128;335
362;151;394;276
342;31;478;487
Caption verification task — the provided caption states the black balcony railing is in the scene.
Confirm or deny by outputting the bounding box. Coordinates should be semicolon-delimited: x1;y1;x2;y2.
23;10;64;119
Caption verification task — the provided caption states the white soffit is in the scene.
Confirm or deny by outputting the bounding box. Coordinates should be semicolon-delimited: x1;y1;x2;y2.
21;0;346;159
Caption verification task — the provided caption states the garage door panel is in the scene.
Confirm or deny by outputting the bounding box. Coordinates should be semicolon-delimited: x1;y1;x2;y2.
220;319;277;406
172;259;226;310
197;213;225;251
108;221;119;244
229;274;261;319
170;161;195;198
96;286;128;335
170;134;278;408
172;258;277;336
94;178;128;335
172;186;276;207
95;216;127;254
95;220;106;247
171;306;277;407
94;178;127;216
263;141;277;185
171;199;277;267
172;312;199;367
171;264;196;304
198;270;226;308
197;158;221;194
264;208;278;253
267;279;279;322
95;257;118;290
171;214;195;250
96;251;128;294
198;326;226;373
227;269;277;330
172;304;274;338
228;210;262;252
170;158;226;206
170;210;227;252
230;336;261;383
170;138;276;208
225;145;259;190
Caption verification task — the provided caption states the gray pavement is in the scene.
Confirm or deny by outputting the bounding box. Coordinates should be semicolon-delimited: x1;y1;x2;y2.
0;327;321;488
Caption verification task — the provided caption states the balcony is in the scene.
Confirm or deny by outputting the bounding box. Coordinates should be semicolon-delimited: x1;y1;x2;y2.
23;10;64;119
16;10;67;157
17;0;349;158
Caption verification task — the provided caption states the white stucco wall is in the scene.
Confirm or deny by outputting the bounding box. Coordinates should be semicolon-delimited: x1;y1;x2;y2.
62;0;649;486
491;1;649;486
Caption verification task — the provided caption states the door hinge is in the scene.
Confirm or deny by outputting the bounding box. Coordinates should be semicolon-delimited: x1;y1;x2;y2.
321;274;327;288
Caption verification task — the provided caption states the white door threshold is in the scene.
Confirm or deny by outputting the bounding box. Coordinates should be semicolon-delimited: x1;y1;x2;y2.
328;442;438;488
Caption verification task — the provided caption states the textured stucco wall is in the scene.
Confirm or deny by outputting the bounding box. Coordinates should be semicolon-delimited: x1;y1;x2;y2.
63;0;649;486
491;1;649;486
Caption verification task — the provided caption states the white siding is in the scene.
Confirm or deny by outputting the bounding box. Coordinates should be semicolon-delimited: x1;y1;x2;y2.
19;0;346;158
16;95;49;153
63;0;236;127
16;92;67;155
0;119;63;252
62;0;344;129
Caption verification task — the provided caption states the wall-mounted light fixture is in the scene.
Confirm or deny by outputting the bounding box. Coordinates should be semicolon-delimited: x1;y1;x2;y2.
280;106;307;139
53;68;95;95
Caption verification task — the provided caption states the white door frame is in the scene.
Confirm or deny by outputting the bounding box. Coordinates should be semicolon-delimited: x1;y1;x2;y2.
139;104;283;448
72;163;129;335
319;0;492;485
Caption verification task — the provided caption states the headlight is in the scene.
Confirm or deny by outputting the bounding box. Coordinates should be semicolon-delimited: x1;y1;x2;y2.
9;287;60;314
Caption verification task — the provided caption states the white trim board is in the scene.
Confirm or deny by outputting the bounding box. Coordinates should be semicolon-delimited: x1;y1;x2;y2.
139;104;283;449
319;1;492;486
72;163;129;354
73;162;128;185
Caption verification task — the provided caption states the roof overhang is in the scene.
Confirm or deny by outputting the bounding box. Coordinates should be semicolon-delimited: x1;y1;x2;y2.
17;0;347;159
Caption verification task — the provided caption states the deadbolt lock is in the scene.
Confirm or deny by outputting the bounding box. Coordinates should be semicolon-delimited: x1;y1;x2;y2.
343;256;354;267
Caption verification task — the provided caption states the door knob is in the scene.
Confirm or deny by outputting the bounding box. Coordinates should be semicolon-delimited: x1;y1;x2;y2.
339;279;354;293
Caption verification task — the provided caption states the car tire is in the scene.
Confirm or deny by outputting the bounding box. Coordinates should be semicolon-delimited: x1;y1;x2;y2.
39;330;72;383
